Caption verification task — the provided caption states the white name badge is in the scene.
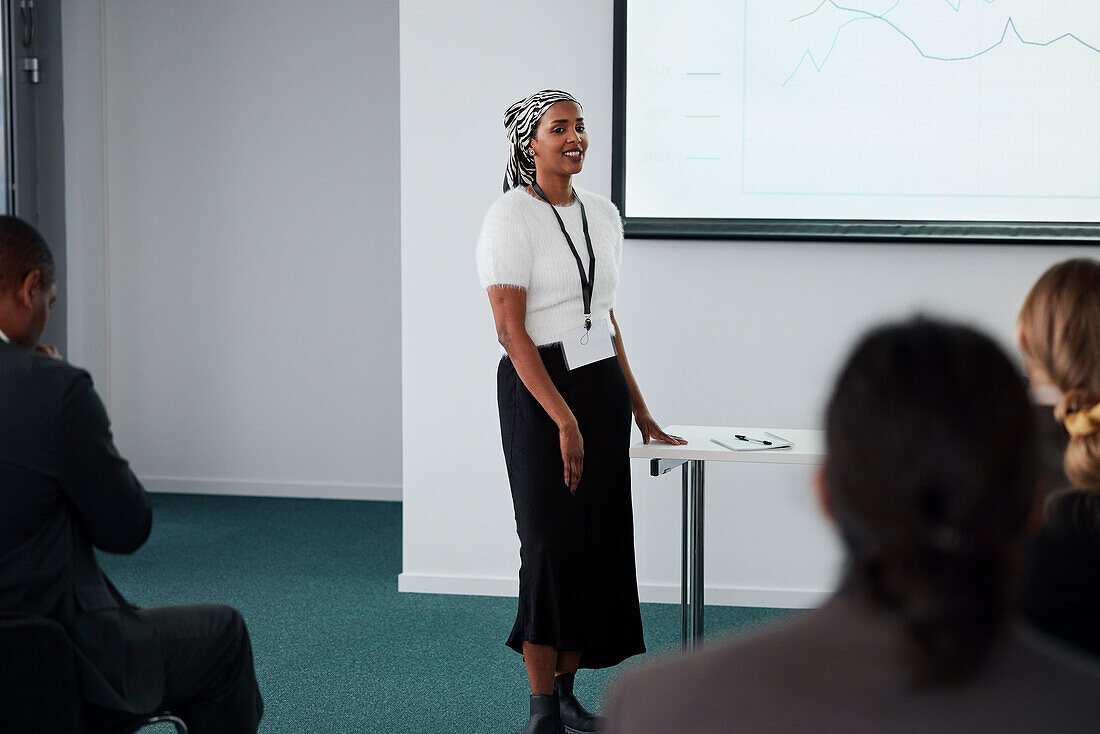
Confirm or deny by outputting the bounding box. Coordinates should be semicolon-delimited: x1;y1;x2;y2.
559;318;616;370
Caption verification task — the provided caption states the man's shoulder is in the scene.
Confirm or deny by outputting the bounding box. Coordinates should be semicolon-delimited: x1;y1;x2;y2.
0;342;91;401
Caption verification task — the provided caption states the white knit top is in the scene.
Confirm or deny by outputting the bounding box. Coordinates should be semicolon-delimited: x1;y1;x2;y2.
476;187;623;347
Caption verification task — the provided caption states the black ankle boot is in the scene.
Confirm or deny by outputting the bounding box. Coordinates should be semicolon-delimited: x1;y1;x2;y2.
521;692;563;734
554;673;604;733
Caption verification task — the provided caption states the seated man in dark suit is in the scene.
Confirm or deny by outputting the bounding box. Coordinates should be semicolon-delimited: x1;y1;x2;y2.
0;216;262;733
605;318;1100;733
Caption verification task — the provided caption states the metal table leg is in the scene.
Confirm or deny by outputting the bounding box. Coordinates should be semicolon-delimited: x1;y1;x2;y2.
681;462;689;649
688;460;705;647
658;457;702;650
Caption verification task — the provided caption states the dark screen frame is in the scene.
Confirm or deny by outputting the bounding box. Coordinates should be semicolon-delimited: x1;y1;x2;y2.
610;0;1100;244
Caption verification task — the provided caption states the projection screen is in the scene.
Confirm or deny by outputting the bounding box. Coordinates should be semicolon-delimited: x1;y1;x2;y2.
612;0;1100;242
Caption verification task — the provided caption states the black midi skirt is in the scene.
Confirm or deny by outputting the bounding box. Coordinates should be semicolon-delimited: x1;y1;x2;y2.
497;346;645;669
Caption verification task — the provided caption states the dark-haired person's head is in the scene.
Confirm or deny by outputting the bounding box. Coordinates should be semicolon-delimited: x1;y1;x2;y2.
0;215;56;348
821;317;1037;685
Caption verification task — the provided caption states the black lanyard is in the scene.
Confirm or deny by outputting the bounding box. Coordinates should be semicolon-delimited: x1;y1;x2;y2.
532;182;595;331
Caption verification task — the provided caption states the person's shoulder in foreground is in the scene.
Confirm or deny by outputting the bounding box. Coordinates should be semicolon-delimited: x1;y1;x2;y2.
606;594;1100;734
1022;487;1100;658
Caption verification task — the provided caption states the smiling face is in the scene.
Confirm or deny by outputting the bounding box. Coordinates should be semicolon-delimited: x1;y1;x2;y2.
529;101;588;178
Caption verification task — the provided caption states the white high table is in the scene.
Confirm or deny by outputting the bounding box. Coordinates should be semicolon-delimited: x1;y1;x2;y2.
630;425;826;649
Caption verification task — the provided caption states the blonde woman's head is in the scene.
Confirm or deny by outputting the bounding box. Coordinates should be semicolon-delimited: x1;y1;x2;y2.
1018;258;1100;490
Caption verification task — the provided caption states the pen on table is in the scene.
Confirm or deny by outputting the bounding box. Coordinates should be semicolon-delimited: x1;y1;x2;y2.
735;434;772;445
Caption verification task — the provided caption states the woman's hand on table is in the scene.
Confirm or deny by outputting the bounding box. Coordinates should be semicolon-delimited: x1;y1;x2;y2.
635;412;687;445
559;420;584;494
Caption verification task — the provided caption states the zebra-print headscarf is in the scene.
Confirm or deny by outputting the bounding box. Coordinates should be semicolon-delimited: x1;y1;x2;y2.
503;89;581;193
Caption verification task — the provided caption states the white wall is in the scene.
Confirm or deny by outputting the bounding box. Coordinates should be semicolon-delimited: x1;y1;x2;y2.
63;0;402;500
398;0;1100;607
63;0;111;398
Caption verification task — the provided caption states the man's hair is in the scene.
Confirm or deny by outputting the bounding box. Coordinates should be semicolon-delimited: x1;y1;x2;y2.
0;215;55;293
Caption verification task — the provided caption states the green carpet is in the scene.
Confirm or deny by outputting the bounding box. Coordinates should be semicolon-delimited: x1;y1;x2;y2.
97;494;795;733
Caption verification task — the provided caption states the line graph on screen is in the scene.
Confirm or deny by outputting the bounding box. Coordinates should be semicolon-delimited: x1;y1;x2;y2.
741;0;1100;205
782;0;1100;86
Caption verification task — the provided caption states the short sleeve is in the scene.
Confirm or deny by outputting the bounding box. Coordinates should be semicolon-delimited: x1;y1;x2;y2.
476;195;533;290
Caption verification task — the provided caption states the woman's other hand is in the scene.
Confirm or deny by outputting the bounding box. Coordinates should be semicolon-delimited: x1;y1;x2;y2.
635;411;687;445
560;420;584;493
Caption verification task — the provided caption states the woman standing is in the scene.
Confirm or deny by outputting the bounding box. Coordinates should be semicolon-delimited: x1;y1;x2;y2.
476;89;684;734
1016;258;1100;659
